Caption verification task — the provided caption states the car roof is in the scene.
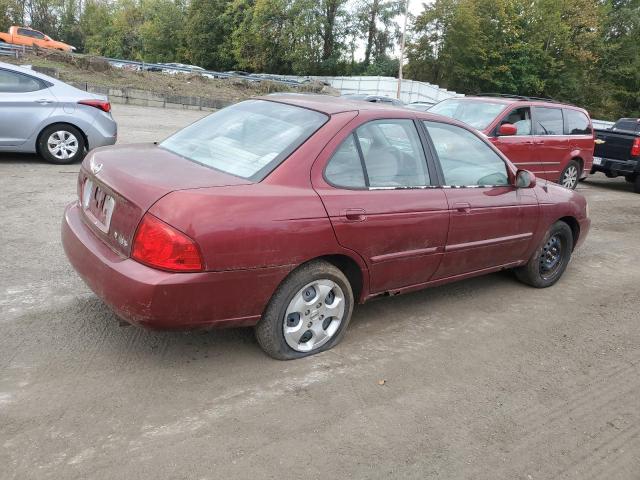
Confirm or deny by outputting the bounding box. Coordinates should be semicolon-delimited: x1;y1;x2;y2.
260;93;411;115
443;95;587;112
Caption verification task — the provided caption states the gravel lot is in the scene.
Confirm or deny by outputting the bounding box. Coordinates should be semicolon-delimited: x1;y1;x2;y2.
1;104;639;480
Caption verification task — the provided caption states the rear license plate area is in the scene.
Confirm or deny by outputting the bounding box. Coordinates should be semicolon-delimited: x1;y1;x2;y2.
82;178;115;232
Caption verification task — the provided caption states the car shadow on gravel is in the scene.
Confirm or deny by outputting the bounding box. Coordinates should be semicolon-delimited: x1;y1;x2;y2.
8;270;520;366
8;294;264;365
582;175;636;193
0;152;47;164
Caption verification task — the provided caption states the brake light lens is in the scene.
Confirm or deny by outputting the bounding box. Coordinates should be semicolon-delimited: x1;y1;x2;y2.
78;99;111;113
631;137;640;157
131;214;203;272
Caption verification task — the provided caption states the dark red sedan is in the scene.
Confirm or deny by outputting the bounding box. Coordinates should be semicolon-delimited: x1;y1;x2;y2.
62;95;590;359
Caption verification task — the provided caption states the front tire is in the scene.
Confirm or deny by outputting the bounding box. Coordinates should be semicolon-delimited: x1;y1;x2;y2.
38;124;86;164
515;221;574;288
255;260;354;360
559;160;580;189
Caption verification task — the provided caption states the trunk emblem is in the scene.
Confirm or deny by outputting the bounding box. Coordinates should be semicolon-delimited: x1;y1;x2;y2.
91;161;103;175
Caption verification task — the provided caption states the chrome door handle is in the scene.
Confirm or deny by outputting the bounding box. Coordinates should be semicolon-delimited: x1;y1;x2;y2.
454;202;471;213
35;99;54;104
344;208;366;221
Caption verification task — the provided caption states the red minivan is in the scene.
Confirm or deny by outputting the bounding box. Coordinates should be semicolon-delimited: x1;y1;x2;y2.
429;95;595;189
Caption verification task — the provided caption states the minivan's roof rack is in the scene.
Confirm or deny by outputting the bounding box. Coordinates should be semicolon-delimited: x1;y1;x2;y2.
475;93;575;106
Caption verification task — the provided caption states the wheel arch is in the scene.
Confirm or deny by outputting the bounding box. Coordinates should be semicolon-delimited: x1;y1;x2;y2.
571;156;584;174
557;216;580;250
278;253;369;305
319;254;366;303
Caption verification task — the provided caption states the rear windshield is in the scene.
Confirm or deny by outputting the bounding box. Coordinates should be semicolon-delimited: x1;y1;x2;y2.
160;100;328;181
429;99;508;130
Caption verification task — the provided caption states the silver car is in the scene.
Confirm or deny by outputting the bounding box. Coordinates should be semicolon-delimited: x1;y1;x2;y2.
0;61;117;164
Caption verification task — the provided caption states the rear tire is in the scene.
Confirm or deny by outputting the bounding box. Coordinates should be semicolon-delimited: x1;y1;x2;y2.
37;124;86;165
255;260;354;360
559;160;580;189
634;176;640;194
515;221;574;288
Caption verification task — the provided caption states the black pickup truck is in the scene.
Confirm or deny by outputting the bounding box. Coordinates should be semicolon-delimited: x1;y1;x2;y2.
592;118;640;192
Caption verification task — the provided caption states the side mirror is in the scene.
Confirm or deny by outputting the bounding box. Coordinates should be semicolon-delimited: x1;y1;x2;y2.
498;123;517;136
516;169;536;188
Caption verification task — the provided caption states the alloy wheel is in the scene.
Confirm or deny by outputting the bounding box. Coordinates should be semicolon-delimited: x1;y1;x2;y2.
561;165;578;189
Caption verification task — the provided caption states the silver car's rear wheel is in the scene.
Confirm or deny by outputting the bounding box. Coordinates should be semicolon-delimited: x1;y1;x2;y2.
47;131;79;160
38;124;86;164
283;279;346;352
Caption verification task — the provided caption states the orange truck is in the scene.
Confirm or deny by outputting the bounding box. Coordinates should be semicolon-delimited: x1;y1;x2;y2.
0;26;75;52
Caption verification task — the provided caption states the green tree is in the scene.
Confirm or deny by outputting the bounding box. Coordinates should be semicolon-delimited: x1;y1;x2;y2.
598;0;640;117
139;0;185;62
356;0;402;66
57;0;83;48
184;0;236;69
80;0;114;55
0;0;26;30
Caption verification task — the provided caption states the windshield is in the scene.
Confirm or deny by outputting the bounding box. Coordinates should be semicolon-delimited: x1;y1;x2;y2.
160;100;327;181
429;99;508;130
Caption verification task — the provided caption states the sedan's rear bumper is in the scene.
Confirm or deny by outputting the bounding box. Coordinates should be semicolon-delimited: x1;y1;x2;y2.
62;201;292;329
86;113;117;150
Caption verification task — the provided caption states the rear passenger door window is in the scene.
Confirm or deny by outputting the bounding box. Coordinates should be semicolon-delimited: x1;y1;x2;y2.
534;107;564;135
564;109;592;135
424;121;509;186
0;69;45;93
325;119;430;188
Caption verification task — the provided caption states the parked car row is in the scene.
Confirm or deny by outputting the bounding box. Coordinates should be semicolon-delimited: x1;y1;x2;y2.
110;61;310;85
0;66;615;360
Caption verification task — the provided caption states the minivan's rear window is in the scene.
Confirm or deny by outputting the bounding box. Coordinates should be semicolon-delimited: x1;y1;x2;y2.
160;100;327;181
429;99;507;130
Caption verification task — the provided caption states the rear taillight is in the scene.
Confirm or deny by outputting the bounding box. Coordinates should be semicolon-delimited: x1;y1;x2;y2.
631;138;640;157
131;214;203;272
78;99;111;113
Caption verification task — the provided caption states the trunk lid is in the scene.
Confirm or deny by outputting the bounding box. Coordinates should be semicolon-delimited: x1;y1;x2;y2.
78;143;251;256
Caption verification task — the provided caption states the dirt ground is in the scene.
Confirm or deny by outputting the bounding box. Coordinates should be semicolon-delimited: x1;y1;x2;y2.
1;104;639;480
2;52;335;103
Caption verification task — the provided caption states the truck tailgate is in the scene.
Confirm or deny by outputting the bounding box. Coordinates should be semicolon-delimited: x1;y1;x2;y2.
594;130;637;161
